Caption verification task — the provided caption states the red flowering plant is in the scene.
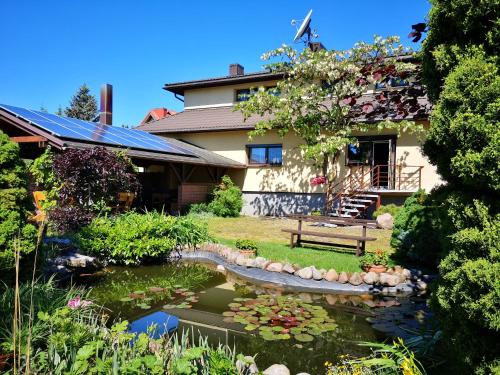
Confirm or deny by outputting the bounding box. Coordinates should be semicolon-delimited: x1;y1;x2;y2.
310;175;327;186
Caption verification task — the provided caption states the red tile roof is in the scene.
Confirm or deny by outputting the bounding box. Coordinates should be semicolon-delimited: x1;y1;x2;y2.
140;108;177;124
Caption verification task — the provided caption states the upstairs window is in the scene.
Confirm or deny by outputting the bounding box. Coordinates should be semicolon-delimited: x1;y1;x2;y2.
375;77;410;90
235;87;280;102
247;144;282;166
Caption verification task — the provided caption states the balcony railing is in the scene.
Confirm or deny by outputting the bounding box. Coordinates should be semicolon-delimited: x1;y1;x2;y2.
348;164;423;191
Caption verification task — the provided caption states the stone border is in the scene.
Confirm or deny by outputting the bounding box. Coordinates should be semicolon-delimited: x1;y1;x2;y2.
182;247;423;296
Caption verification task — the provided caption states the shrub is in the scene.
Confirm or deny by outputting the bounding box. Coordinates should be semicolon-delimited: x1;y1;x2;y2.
390;189;451;267
372;203;402;219
359;249;389;268
76;211;210;264
208;175;243;217
51;147;140;233
0;131;37;269
235;239;259;252
188;202;212;215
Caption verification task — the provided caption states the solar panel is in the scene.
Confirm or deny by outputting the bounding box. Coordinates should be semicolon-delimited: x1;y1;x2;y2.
0;104;195;157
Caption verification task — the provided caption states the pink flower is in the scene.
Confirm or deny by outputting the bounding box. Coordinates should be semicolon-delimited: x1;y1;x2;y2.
67;296;92;309
310;175;327;186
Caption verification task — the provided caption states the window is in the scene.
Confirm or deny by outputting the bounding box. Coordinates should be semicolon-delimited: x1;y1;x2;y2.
247;144;282;166
347;142;372;165
375;77;410;90
235;87;280;102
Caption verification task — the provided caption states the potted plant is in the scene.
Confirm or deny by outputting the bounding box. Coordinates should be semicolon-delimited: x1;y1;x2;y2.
235;239;258;257
360;249;389;273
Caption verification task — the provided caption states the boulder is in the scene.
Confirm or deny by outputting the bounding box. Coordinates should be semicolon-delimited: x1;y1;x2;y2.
338;272;349;283
319;268;327;278
236;255;248;266
236;356;259;374
227;251;239;263
379;273;399;287
325;269;338;282
325;294;337;305
362;271;379;285
261;261;272;270
311;266;323;280
53;251;100;269
245;258;257;268
295;267;313;279
220;248;232;258
349;272;363;286
376;213;394;230
394;265;403;274
416;280;427;291
216;264;226;273
266;262;284;273
254;257;267;268
282;263;295;274
298;293;313;303
263;364;290;375
402;268;412;279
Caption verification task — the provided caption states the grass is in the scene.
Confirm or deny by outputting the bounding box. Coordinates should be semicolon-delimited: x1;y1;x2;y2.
201;216;394;273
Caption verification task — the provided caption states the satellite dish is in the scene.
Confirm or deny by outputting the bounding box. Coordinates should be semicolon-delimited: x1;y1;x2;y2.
293;9;313;42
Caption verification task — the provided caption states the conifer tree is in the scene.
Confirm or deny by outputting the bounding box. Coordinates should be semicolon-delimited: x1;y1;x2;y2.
64;84;98;121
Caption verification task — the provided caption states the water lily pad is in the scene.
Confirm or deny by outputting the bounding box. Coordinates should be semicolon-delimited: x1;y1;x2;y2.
163;304;176;309
295;333;314;342
120;297;134;302
222;311;235;317
244;324;258;331
132;290;145;295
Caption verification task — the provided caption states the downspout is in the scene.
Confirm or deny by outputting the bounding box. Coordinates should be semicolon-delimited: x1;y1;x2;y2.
174;93;184;103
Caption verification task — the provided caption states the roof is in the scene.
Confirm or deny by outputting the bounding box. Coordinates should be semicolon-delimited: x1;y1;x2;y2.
0;105;244;168
137;90;431;134
140;108;176;124
164;71;284;95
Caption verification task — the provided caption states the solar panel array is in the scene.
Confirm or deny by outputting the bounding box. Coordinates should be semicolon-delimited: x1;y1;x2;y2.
0;104;195;157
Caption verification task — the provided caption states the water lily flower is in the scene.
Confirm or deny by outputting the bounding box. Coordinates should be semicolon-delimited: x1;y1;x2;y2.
67;296;92;309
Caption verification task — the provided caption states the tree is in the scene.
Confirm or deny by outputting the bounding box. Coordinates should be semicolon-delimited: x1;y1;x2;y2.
64;84;98;121
0;131;37;269
50;147;140;232
237;36;427;209
421;0;500;100
55;105;64;116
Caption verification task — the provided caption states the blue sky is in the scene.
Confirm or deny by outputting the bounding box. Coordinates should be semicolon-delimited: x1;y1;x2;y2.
0;1;430;126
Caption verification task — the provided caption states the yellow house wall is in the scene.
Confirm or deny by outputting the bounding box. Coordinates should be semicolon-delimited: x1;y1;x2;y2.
184;80;279;109
167;122;442;194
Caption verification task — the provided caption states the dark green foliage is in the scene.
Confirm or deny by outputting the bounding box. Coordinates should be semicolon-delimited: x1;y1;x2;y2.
208;175;243;217
235;239;258;252
75;211;210;264
423;53;500;191
64;83;98;121
359;250;389;268
422;0;500;100
187;202;212;215
0;131;37;269
51;147;139;232
391;189;451;267
372;203;402;219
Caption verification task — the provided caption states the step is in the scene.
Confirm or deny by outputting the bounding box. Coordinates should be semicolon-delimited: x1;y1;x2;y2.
329;213;356;218
342;203;367;208
352;194;380;199
336;208;360;214
345;198;374;204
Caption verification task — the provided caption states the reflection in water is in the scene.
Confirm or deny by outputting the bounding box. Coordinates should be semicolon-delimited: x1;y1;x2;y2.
85;263;428;374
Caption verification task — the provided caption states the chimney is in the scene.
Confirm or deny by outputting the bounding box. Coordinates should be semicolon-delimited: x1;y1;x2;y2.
99;84;113;125
229;63;244;76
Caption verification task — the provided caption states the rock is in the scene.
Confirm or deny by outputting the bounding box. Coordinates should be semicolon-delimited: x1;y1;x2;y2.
236;355;259;374
245;258;257;268
254;257;267;268
263;364;290;375
380;273;399;287
325;294;337;305
363;271;379;285
53;251;100;269
227;251;239;263
311;266;322;280
394;265;403;274
295;267;313;279
261;261;272;270
402;268;412;280
216;264;226;273
298;293;313;303
319;268;327;277
338;272;349;283
325;269;338;282
376;213;394;230
349;272;363;286
266;262;284;273
282;263;295;274
220;248;232;258
416;280;427;291
236;255;248;266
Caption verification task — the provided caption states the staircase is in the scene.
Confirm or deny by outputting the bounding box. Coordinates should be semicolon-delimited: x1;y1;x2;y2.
326;166;381;219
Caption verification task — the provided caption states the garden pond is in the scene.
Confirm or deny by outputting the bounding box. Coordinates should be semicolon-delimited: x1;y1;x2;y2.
81;262;432;374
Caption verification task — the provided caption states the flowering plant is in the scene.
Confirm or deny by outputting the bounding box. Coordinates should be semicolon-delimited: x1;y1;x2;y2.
359;249;389;268
310;175;327;186
67;296;92;309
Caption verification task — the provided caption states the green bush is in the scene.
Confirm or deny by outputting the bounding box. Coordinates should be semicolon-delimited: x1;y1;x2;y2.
359;249;389;268
76;211;210;265
235;239;259;252
208;175;243;217
390;189;451;267
187;202;212;215
0;131;37;270
372;204;402;219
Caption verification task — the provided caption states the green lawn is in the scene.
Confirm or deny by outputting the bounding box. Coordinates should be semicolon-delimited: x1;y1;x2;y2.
200;216;394;273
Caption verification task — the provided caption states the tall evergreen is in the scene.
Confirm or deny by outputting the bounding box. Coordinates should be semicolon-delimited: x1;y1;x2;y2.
64;84;98;121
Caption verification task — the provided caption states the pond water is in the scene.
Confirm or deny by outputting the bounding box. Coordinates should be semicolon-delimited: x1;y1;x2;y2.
83;262;429;374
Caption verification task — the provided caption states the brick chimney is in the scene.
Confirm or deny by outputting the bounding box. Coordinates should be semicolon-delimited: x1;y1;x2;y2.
99;84;112;125
229;63;244;76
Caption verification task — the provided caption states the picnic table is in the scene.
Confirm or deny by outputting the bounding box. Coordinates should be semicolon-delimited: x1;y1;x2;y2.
282;214;378;256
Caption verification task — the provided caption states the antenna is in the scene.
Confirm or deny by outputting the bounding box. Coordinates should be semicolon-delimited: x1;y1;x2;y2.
292;9;316;45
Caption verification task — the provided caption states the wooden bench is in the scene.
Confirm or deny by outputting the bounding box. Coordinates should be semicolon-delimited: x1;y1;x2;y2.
283;215;378;256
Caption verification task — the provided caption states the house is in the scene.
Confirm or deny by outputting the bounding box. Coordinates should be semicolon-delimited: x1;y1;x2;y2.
141;108;177;125
137;63;442;216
